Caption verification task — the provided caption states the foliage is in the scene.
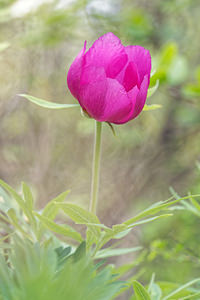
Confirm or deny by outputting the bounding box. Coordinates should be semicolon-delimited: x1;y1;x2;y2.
0;237;123;300
1;179;197;257
130;276;200;300
0;179;200;299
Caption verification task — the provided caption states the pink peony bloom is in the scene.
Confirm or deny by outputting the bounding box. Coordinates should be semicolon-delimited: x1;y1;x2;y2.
67;32;151;124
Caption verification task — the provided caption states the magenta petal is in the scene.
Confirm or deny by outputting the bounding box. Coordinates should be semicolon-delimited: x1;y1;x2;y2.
79;66;108;119
67;41;87;99
132;75;149;119
112;86;139;124
98;79;133;123
125;45;151;84
80;65;106;85
84;32;128;79
123;61;140;92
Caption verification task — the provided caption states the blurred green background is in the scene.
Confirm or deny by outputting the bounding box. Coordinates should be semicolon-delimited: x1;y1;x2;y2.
0;0;200;288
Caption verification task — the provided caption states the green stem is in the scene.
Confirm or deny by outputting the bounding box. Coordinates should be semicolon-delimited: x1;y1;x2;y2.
89;121;102;214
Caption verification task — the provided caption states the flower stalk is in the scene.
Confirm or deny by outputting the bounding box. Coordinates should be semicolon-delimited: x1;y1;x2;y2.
89;121;102;214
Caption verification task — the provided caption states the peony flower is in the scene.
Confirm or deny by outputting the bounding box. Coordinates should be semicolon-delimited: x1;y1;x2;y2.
67;32;151;124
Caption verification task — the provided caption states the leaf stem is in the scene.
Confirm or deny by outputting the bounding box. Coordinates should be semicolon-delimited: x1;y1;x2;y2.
89;121;102;215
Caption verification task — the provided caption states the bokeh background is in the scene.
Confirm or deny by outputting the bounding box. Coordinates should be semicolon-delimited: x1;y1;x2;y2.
0;0;200;288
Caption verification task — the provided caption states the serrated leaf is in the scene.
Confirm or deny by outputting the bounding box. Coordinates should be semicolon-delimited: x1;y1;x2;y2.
133;280;151;300
58;203;101;238
34;213;83;242
19;94;79;109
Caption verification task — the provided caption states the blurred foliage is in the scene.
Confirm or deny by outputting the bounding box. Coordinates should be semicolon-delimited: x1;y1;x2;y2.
1;178;200;299
0;0;200;296
0;237;124;300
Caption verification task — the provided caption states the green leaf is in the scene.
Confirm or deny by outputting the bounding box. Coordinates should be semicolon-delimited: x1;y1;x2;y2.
143;104;162;111
148;275;162;300
34;213;83;242
133;280;151;300
149;283;162;300
170;188;200;216
72;241;86;262
124;195;200;226
0;179;33;223
58;203;101;238
86;228;96;250
22;182;37;234
113;228;132;239
19;94;79;109
95;246;142;259
159;43;178;67
55;246;72;267
147;80;159;98
127;214;172;229
42;190;70;219
0;212;11;224
148;273;155;292
7;209;27;236
0;179;25;210
189;195;200;212
163;278;200;300
168;56;188;85
22;182;34;211
38;190;71;240
106;122;116;137
58;203;100;224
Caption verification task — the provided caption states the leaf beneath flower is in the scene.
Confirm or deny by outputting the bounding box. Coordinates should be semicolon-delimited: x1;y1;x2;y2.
19;94;79;109
143;104;162;111
147;79;159;98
